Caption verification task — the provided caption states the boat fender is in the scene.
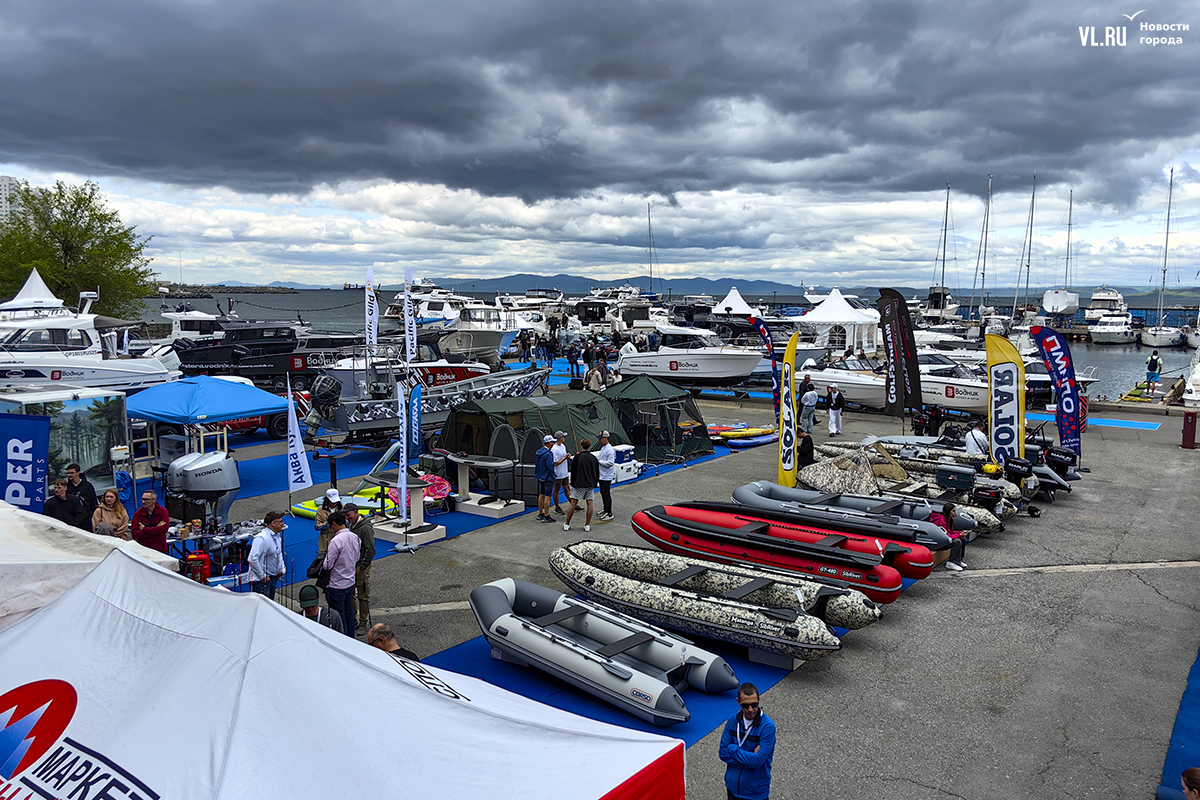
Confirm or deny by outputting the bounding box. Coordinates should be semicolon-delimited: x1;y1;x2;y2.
469;584;514;629
684;657;740;694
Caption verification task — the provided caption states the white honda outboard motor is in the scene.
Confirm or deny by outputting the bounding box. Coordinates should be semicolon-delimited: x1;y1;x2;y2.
167;451;241;530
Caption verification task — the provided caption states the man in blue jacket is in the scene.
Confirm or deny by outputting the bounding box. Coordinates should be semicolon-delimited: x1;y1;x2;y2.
533;434;556;523
719;683;776;800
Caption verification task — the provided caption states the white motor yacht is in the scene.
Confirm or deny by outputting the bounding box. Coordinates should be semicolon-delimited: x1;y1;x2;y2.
1084;286;1128;323
438;306;519;363
0;270;181;392
616;325;762;385
1089;312;1137;344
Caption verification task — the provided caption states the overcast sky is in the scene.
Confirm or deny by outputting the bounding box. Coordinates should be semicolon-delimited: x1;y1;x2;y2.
1;0;1197;291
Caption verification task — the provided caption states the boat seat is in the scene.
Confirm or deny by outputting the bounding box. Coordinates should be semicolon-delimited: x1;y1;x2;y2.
737;521;771;536
596;631;655;658
866;499;904;515
725;577;774;600
659;564;708;586
531;604;588;628
813;534;849;549
808;492;842;505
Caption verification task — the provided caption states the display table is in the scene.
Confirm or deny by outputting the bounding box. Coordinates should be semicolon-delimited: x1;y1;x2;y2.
444;453;526;519
363;470;448;547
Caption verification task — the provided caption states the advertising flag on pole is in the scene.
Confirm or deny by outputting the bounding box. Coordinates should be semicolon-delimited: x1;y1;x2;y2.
985;333;1025;465
748;316;780;416
1;413;50;513
408;384;423;458
365;268;379;354
403;264;416;367
876;288;923;416
397;389;409;524
777;332;799;487
285;375;313;493
1029;325;1083;456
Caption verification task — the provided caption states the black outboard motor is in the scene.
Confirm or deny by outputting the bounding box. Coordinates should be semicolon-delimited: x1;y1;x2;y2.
305;374;344;427
1001;457;1040;502
1045;446;1081;481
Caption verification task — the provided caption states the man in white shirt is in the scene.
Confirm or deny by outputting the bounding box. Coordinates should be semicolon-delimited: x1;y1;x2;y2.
595;430;617;521
551;431;571;515
799;384;819;434
249;511;287;600
965;421;989;456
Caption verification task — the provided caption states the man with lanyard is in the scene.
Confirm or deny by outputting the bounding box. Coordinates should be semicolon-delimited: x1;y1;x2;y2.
594;430;617;521
345;503;376;635
1146;349;1164;397
965;420;989;456
719;683;776;800
249;511;287;600
799;379;819;434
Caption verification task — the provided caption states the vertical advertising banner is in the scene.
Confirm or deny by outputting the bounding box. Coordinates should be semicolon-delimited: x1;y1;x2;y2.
876;292;905;416
365;268;379;354
408;384;423;458
985;334;1025;464
877;288;923;415
1029;326;1083;455
1;413;50;513
285;375;313;493
403;264;416;367
397;391;409;524
777;332;799;487
748;316;780;416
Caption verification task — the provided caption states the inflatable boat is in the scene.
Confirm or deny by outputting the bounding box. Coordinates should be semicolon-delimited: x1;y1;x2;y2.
632;504;909;603
549;542;844;660
468;577;738;726
735;482;975;534
732;481;953;551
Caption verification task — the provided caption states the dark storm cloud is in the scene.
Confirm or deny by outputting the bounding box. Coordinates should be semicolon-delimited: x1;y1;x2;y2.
0;0;1195;206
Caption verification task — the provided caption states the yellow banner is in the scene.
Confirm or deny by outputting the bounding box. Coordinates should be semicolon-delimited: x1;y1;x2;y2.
778;332;799;486
985;333;1025;463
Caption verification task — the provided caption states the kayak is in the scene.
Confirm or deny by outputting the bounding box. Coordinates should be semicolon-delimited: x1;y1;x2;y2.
719;426;776;440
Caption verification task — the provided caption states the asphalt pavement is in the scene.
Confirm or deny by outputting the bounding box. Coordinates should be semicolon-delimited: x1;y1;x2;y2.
232;400;1200;800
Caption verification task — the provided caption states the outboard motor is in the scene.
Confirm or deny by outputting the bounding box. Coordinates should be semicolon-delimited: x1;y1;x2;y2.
1001;457;1039;501
305;374;344;427
167;451;241;530
1045;446;1081;481
1023;443;1071;498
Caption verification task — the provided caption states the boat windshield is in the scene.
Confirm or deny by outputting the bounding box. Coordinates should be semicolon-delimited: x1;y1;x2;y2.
461;308;501;324
660;332;724;348
830;357;883;372
0;327;93;350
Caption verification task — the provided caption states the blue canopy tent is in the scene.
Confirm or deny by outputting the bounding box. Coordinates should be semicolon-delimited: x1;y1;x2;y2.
127;376;289;424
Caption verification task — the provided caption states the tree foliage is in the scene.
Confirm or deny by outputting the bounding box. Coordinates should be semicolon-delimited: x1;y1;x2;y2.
0;180;154;318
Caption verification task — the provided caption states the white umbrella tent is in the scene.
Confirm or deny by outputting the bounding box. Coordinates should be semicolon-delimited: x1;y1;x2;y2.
0;551;685;800
802;287;880;353
712;286;758;317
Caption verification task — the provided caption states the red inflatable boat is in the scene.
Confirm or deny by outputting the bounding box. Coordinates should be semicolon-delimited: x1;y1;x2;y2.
632;503;929;604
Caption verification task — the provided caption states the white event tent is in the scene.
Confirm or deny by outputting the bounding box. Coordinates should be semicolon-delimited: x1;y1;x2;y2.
0;551;685;800
0;500;177;631
802;287;880;352
712;286;758;317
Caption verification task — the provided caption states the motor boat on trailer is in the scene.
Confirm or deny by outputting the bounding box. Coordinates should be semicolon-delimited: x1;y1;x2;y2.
632;504;912;603
549;540;881;633
468;577;739;726
549;543;846;662
731;481;953;552
0;270;181;392
616;325;764;385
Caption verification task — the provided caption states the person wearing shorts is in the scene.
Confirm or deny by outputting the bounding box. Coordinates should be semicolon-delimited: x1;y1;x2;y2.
1146;350;1164;396
564;438;599;532
534;434;557;523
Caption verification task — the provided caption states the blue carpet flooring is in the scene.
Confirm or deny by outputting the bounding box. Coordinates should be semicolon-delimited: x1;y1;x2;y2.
1025;411;1161;430
1158;641;1200;798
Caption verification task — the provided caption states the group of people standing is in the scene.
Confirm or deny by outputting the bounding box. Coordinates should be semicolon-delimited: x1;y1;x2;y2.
41;464;172;554
533;430;618;529
308;488;379;639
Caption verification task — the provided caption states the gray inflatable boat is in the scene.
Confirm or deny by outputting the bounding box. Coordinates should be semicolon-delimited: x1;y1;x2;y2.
469;577;739;726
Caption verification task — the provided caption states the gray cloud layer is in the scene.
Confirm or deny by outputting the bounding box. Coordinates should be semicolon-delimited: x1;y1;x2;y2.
2;0;1196;209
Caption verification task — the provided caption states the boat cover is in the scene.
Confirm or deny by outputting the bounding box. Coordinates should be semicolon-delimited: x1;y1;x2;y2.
0;551;685;800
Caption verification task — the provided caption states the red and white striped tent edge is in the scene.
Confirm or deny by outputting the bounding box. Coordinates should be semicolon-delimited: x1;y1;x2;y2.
0;551;684;800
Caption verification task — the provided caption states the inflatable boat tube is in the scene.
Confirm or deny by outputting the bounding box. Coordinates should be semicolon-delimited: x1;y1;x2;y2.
732;481;952;551
632;505;908;604
747;484;975;534
468;577;738;726
726;434;779;449
550;542;846;660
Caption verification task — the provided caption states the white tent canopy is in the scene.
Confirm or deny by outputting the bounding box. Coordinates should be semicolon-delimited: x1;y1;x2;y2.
712;286;757;317
0;268;64;311
0;551;684;800
802;287;880;352
0;500;177;630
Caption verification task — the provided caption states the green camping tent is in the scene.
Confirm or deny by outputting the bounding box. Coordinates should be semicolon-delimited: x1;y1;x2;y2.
439;391;629;456
602;376;714;463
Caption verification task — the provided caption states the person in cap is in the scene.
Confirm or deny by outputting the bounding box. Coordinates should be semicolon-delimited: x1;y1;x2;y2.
298;584;344;633
315;487;343;554
534;434;557;523
826;383;845;436
249;511;287;600
550;431;571;515
594;430;617;521
367;623;420;661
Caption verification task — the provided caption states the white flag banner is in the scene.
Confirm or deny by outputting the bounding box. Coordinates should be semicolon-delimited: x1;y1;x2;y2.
397;390;409;524
403;264;416;367
285;375;313;493
365;267;379;354
120;329;130;356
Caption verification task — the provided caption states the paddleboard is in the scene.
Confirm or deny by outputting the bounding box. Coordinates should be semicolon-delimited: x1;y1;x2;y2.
727;434;780;448
719;426;776;440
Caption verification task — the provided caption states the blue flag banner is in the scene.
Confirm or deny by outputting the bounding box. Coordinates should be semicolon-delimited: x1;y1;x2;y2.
748;316;779;415
1030;325;1082;455
1;413;50;513
408;384;423;458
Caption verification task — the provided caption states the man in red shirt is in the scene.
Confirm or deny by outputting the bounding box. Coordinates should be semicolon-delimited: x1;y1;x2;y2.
131;490;170;553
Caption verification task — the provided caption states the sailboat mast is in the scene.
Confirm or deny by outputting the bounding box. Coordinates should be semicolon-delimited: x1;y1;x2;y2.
646;203;656;295
1160;167;1173;327
1012;175;1036;317
969;175;992;320
1064;190;1073;290
939;184;950;290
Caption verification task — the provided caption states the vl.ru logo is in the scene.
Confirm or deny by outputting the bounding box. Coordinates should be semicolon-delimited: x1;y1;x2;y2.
0;680;77;779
